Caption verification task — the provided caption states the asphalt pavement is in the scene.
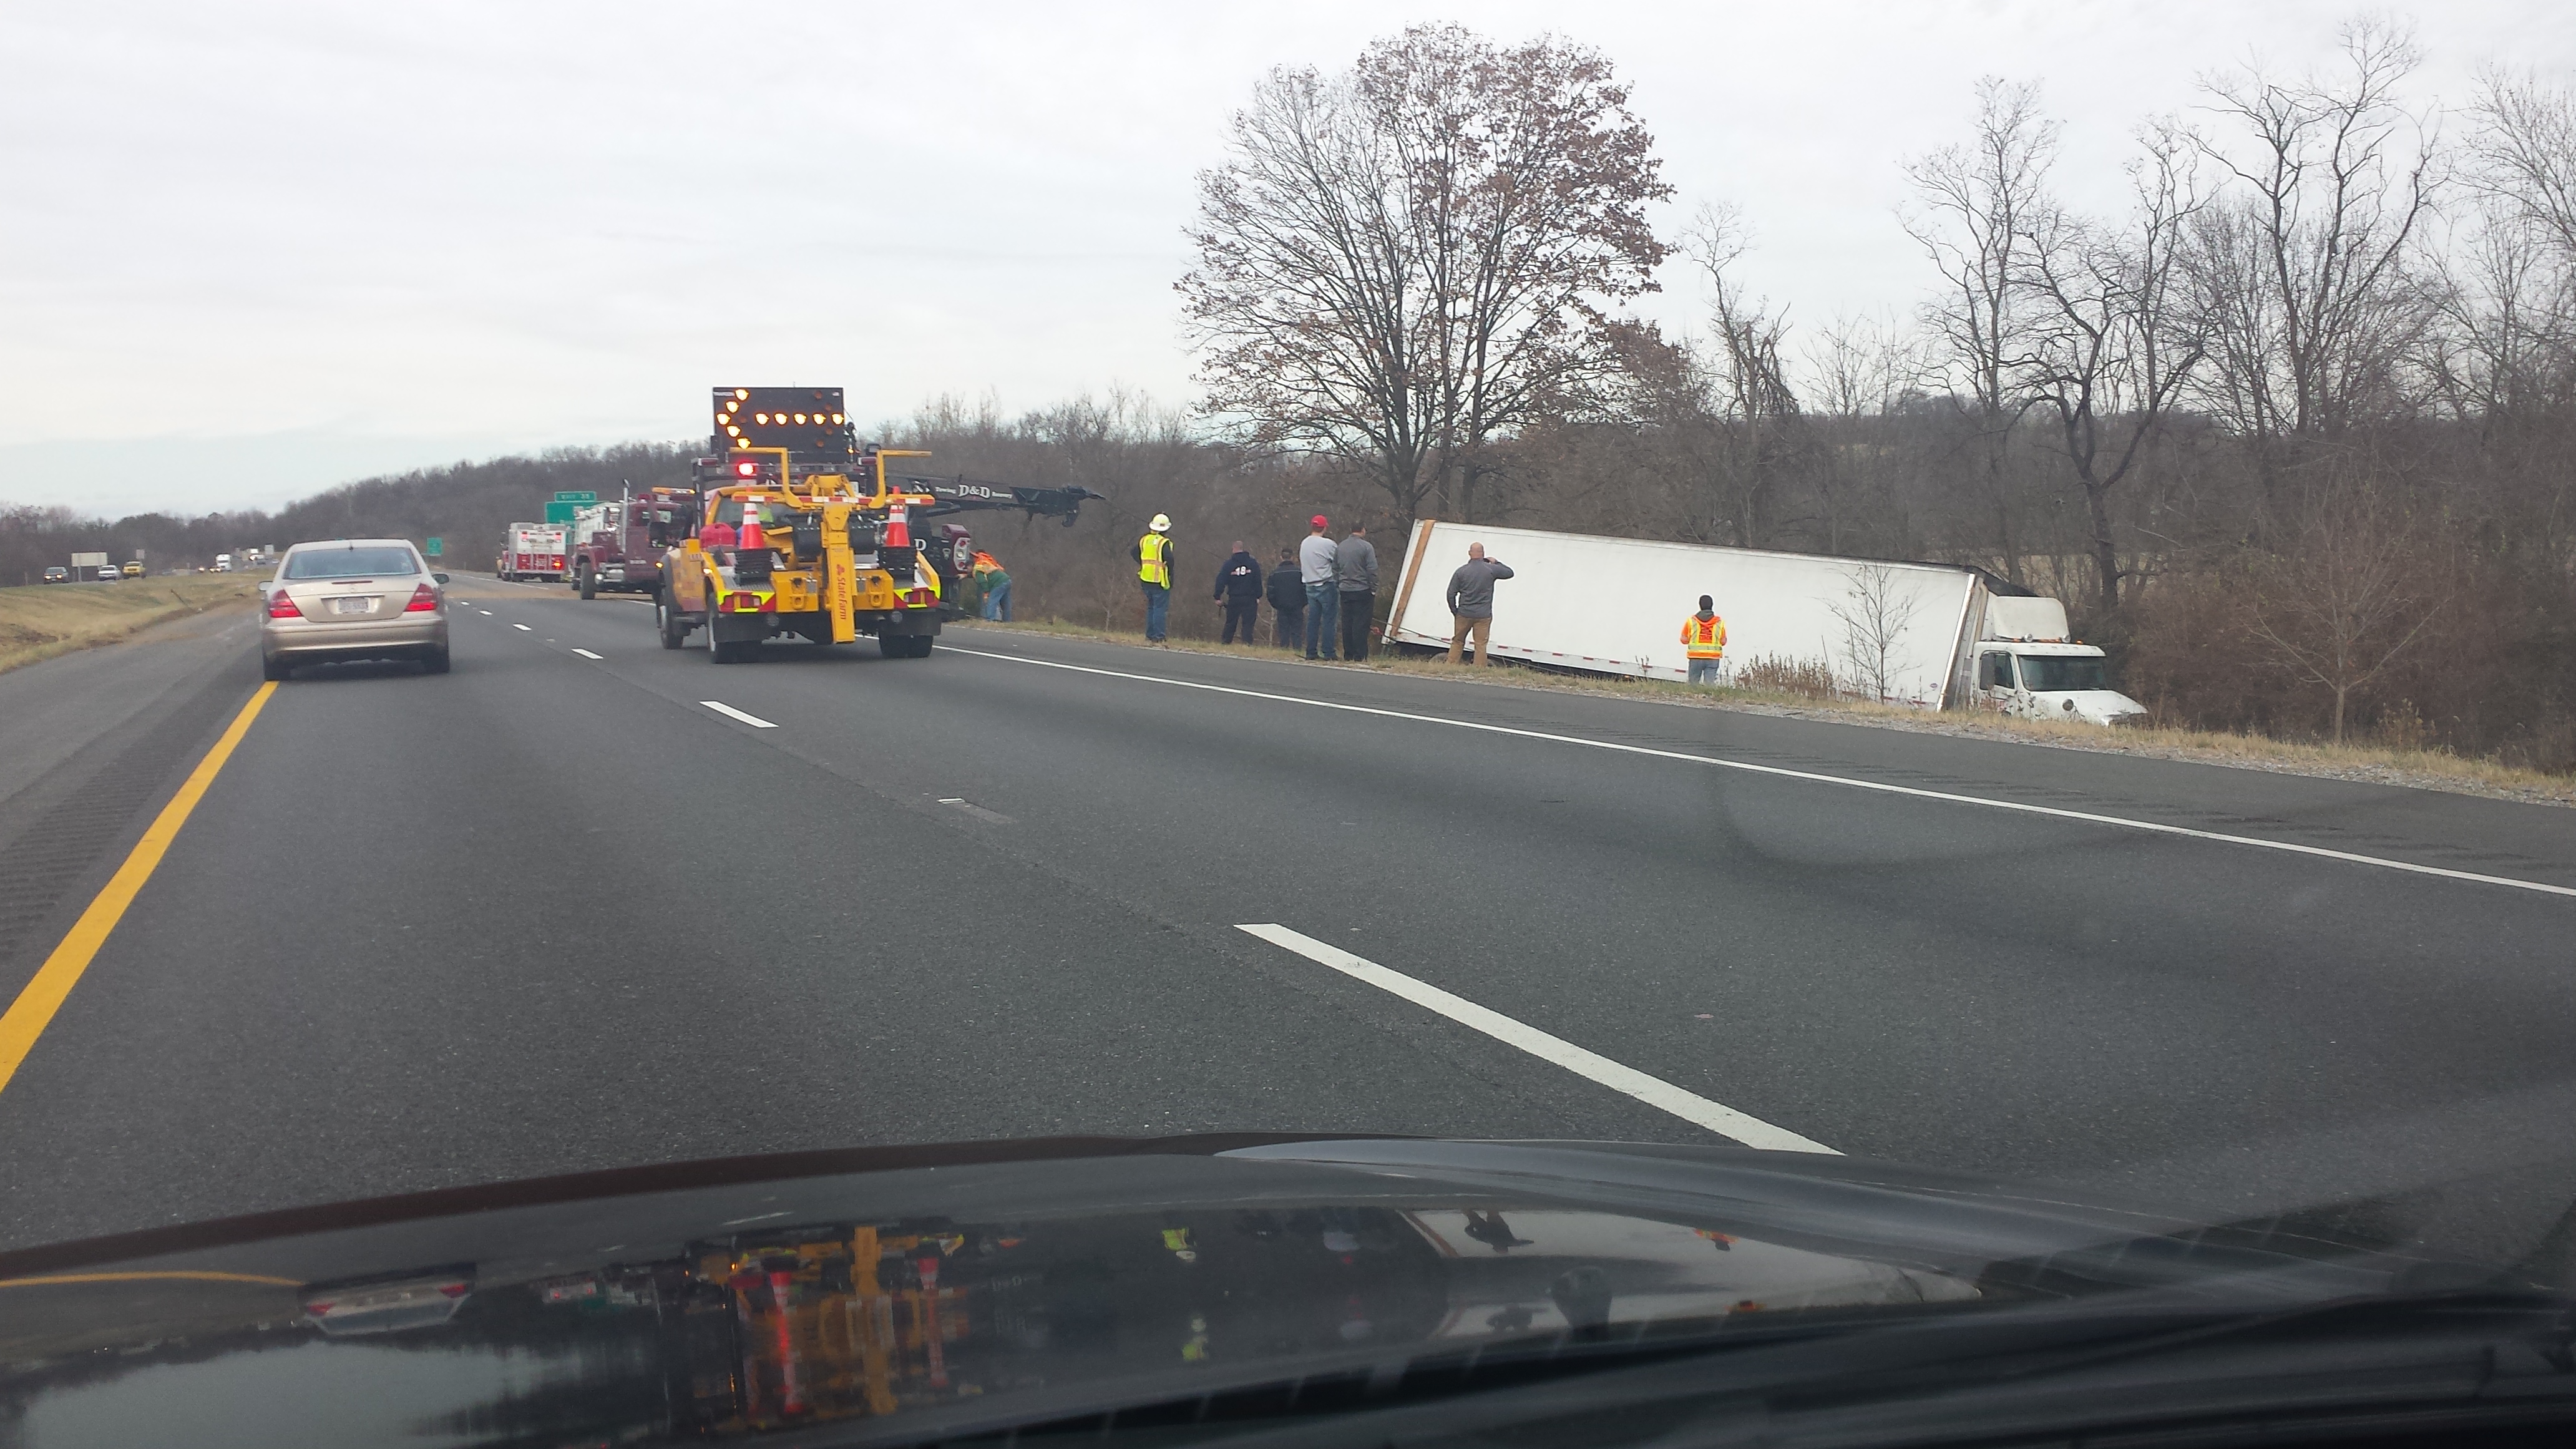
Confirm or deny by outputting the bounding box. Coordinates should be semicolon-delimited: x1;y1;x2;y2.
3;576;2573;1265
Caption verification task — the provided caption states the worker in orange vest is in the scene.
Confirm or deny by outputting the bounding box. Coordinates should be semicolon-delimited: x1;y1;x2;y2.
1681;594;1727;686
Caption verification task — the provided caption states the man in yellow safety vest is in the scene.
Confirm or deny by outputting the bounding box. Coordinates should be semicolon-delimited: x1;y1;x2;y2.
1133;514;1174;643
1681;594;1727;686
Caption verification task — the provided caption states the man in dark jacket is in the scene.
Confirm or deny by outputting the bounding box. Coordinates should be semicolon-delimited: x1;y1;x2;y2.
1335;521;1379;661
1265;547;1305;650
1214;540;1263;644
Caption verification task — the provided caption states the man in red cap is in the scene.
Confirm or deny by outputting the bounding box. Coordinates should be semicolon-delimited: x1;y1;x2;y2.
1297;515;1339;659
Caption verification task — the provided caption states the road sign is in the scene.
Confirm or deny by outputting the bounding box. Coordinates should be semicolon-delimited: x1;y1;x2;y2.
553;491;596;504
425;537;443;557
71;552;107;568
543;501;578;525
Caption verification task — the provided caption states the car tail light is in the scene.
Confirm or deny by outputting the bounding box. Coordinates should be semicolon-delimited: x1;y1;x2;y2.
437;1282;469;1299
268;592;302;618
403;583;439;612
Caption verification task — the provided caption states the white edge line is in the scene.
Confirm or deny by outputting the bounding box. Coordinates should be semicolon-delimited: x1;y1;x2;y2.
571;648;602;660
1239;924;1837;1154
698;700;778;729
935;645;2576;900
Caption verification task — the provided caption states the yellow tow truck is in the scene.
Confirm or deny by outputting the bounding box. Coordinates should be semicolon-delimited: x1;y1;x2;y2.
655;386;1095;663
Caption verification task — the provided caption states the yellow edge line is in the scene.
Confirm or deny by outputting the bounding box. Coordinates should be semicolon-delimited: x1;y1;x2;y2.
0;1269;301;1289
0;680;277;1096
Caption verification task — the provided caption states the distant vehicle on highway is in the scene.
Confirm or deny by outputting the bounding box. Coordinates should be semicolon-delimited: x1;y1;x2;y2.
214;553;233;572
260;539;452;680
95;566;120;582
41;566;68;583
499;521;568;582
120;560;144;578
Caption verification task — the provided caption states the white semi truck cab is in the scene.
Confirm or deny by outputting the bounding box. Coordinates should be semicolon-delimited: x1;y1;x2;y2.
1970;596;2145;726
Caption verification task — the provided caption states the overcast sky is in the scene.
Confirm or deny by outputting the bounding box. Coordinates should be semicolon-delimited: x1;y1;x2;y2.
3;0;2568;516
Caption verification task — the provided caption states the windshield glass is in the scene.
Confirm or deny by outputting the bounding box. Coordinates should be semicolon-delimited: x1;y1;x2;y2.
283;547;418;580
9;9;2576;1445
2017;655;2107;691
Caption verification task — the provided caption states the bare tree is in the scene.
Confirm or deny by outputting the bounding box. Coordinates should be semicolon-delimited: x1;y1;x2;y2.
2187;17;2441;476
2247;477;2443;743
1827;564;1923;704
2018;122;2209;615
1181;25;1670;527
1903;77;2059;582
1681;205;1808;547
2471;69;2576;260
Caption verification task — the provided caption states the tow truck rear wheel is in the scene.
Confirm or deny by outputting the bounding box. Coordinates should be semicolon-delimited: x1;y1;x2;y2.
880;633;934;659
708;612;754;665
656;590;686;649
578;564;596;600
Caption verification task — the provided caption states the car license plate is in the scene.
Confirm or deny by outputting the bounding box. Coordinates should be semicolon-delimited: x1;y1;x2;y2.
330;597;371;615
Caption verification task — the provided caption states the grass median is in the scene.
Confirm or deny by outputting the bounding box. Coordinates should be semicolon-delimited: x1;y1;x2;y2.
0;576;260;676
953;615;2576;809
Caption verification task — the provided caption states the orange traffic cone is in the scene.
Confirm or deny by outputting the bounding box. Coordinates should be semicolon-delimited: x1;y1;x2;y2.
883;504;910;550
739;500;766;551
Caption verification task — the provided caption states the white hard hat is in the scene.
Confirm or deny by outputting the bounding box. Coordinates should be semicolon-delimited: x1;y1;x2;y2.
1150;514;1171;532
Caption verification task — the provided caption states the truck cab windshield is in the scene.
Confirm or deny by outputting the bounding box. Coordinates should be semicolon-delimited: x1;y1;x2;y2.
2017;655;2107;691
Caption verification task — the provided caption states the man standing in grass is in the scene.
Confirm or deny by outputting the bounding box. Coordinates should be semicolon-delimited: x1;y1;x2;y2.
1336;520;1378;663
1133;514;1174;644
1444;542;1513;665
1299;515;1339;660
1681;594;1727;685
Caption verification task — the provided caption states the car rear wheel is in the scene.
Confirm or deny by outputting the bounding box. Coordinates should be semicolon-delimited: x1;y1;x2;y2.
421;644;451;675
260;653;290;681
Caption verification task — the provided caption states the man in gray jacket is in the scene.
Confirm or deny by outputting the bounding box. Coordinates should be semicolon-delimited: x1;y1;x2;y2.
1443;542;1515;665
1335;521;1378;662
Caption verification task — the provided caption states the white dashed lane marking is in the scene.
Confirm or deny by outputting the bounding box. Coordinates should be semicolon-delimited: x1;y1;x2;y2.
699;701;777;729
572;648;602;660
1238;924;1836;1154
937;798;1014;824
511;623;531;632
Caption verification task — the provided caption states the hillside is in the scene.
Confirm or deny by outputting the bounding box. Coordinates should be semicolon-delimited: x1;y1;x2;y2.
0;442;699;582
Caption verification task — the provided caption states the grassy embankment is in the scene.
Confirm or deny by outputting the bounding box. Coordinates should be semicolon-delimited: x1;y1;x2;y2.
958;616;2576;808
0;576;260;676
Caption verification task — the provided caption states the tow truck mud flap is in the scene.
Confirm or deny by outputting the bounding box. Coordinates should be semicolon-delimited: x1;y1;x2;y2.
708;612;770;646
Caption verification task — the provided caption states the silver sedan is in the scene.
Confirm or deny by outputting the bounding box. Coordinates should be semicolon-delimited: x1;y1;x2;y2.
260;539;451;680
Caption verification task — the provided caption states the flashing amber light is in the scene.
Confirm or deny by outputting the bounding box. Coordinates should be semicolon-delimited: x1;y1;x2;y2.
754;412;769;424
734;388;749;401
725;425;741;436
832;412;845;423
794;412;808;424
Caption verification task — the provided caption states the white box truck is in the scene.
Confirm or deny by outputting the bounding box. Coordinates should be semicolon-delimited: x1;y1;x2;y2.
1382;520;2147;725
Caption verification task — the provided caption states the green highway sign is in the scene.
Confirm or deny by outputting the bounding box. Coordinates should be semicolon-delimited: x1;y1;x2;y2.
553;491;597;504
543;501;578;525
425;537;442;556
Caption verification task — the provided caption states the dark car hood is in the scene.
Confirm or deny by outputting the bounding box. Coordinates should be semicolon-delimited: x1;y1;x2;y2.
0;1135;2453;1447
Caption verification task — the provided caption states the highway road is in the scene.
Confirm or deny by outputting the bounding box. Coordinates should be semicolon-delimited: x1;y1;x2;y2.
3;577;2574;1264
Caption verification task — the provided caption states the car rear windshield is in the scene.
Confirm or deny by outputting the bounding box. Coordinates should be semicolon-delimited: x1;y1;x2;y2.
284;547;419;580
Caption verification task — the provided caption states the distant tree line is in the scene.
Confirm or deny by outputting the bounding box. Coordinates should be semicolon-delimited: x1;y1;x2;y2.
9;19;2571;769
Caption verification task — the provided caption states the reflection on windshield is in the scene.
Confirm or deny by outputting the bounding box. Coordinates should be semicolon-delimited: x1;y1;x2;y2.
2017;655;2107;691
13;1204;1982;1443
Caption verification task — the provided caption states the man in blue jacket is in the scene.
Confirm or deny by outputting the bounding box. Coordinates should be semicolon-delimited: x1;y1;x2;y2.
1214;540;1262;644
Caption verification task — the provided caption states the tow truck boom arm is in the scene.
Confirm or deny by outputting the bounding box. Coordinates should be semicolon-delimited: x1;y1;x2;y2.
896;477;1101;527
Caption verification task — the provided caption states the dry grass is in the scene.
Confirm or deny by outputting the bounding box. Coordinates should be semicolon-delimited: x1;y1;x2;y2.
956;616;2576;808
0;575;260;675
